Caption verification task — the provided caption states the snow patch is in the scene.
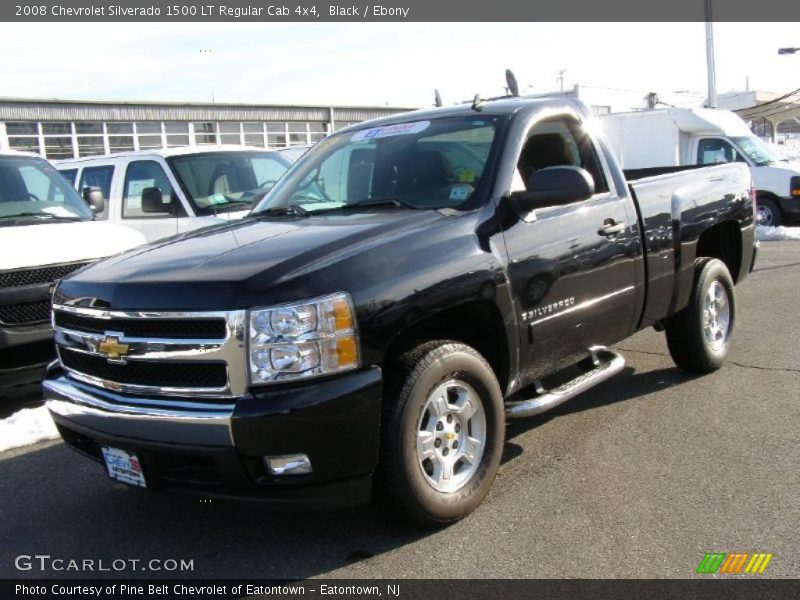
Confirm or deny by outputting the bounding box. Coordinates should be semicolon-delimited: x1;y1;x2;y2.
0;406;59;453
756;225;800;242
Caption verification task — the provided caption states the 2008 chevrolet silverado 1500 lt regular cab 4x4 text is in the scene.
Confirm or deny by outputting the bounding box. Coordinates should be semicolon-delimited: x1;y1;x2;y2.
44;97;756;526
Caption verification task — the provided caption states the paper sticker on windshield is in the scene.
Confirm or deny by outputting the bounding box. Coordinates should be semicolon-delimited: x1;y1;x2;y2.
351;121;430;142
209;193;228;205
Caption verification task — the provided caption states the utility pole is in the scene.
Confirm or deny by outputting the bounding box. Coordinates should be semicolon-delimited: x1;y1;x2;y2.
557;69;566;92
705;0;717;108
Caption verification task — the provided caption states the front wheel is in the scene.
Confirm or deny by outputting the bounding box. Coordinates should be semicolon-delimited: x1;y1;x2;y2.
376;341;505;527
756;197;782;227
665;258;735;373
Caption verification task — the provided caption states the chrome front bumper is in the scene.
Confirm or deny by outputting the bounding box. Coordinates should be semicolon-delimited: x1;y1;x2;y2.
44;375;234;447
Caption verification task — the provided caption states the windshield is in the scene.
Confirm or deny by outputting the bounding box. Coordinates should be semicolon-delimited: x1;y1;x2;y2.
731;136;784;166
254;116;504;215
0;155;93;224
168;151;292;215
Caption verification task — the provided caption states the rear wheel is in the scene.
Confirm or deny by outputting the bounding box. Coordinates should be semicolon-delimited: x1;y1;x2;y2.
756;197;782;227
665;258;735;373
376;341;505;527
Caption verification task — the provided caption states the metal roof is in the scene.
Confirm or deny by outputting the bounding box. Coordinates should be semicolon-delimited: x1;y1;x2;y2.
0;97;413;123
718;90;800;130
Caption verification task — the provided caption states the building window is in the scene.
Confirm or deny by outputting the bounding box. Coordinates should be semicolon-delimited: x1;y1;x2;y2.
218;122;241;145
43;136;74;159
243;122;265;147
164;122;189;148
107;123;134;134
6;122;38;135
75;122;103;135
108;135;135;153
41;122;71;136
77;135;105;157
135;122;162;150
591;105;611;116
194;122;217;145
288;122;308;146
266;122;287;148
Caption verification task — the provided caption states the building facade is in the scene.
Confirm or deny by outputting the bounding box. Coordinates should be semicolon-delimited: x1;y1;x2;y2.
0;98;412;160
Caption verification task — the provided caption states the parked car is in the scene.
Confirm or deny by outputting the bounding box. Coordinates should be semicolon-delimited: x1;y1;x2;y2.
601;107;800;226
0;151;144;398
56;147;295;242
45;97;755;525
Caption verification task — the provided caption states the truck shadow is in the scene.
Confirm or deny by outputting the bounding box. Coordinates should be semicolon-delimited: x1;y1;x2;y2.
502;365;700;462
0;442;431;580
1;366;698;580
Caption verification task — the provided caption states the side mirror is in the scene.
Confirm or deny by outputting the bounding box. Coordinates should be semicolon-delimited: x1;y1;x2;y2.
510;166;595;215
82;186;105;214
141;187;172;214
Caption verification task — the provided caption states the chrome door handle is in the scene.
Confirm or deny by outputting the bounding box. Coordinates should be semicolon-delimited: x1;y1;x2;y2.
598;220;626;237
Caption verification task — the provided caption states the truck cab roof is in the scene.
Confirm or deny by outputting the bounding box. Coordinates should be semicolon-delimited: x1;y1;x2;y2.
335;96;589;134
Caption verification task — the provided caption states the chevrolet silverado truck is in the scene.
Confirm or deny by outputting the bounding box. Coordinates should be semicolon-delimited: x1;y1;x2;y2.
44;97;756;526
0;151;145;399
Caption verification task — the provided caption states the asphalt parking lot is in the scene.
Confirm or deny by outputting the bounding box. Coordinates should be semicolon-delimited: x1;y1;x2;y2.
1;241;798;580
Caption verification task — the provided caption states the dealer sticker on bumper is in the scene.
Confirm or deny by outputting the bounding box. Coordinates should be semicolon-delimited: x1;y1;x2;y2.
101;446;147;488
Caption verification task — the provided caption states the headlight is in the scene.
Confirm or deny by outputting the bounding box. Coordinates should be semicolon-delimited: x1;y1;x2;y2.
248;292;359;384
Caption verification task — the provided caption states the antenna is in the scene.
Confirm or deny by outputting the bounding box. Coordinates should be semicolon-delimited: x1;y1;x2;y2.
434;89;443;107
505;69;520;97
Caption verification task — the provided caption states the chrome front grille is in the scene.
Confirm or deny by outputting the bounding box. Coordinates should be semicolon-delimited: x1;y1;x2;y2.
52;304;247;399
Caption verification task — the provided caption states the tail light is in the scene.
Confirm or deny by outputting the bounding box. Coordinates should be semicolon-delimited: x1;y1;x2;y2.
791;176;800;197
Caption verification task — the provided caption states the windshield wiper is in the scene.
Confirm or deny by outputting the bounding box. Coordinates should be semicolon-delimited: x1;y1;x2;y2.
0;212;84;224
346;198;420;210
252;205;309;218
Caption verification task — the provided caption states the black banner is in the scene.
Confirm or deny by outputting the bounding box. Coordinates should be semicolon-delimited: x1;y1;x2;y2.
4;579;800;600
3;0;800;22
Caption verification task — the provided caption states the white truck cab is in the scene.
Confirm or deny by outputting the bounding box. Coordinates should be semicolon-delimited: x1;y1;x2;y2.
0;151;145;397
56;146;295;242
601;108;800;226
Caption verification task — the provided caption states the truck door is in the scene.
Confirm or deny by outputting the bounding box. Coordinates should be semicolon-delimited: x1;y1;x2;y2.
119;158;183;242
501;115;638;386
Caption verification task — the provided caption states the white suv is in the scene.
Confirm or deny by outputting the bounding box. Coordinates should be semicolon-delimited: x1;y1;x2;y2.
57;146;295;242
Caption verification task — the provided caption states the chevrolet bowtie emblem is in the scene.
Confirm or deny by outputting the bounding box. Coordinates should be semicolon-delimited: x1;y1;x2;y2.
98;336;129;360
444;432;456;441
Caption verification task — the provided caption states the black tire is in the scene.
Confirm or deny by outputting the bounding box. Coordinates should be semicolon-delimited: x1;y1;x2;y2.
665;258;735;373
757;197;782;227
376;341;505;527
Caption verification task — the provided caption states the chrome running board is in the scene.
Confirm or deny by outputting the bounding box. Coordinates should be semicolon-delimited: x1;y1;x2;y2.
505;346;625;419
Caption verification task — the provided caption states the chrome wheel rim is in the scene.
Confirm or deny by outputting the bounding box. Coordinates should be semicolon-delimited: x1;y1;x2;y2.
703;280;731;352
416;379;486;493
757;204;773;226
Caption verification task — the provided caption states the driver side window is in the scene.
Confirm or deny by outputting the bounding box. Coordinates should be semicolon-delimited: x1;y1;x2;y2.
697;138;741;164
513;118;608;195
123;160;174;218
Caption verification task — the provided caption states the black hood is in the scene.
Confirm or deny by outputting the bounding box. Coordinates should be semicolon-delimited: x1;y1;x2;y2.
57;210;446;311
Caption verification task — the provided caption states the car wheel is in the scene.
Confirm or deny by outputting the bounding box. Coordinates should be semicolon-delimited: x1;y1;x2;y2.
756;197;782;227
376;341;505;527
665;258;735;373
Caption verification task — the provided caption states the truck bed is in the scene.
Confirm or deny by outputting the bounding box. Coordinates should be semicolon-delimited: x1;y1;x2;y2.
625;162;752;329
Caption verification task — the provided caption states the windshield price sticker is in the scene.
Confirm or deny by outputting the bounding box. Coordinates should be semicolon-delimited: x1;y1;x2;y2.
351;120;430;142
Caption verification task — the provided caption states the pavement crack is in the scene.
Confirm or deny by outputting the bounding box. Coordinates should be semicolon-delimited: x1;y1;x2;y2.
614;347;668;357
616;348;800;374
728;361;800;374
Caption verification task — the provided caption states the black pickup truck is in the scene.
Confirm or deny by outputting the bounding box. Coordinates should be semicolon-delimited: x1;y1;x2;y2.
44;97;756;526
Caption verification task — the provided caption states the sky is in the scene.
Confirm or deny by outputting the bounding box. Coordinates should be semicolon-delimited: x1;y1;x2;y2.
0;22;799;108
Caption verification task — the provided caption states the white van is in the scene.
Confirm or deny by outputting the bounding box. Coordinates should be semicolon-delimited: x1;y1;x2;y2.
0;151;145;397
601;108;800;226
57;147;295;242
